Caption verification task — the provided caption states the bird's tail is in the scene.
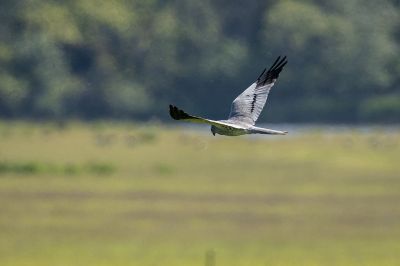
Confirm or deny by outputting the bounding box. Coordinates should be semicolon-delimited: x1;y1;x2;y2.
248;126;288;135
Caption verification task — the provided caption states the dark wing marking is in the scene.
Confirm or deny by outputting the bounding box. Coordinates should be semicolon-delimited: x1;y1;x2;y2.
169;105;244;129
169;104;197;120
256;56;287;86
228;56;287;125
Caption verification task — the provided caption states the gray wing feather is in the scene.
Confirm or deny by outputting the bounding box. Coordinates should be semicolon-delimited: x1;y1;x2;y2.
228;56;287;125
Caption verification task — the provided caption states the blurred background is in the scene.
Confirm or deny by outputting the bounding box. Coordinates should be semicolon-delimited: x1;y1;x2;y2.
1;0;400;122
0;0;400;265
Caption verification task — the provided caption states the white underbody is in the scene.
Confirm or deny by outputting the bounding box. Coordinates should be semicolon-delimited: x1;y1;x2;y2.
211;120;287;136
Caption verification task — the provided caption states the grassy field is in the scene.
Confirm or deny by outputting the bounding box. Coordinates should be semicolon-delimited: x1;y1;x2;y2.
0;121;399;266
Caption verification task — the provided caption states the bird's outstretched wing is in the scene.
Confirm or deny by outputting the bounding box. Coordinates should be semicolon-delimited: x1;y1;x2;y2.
228;56;287;125
169;105;244;129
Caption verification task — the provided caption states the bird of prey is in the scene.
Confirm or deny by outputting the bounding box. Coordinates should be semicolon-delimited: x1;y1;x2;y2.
169;56;288;136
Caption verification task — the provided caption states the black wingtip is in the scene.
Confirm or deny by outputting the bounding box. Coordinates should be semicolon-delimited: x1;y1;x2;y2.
169;104;174;119
169;104;177;120
276;55;288;69
169;104;192;120
256;68;267;81
268;56;281;71
258;55;288;86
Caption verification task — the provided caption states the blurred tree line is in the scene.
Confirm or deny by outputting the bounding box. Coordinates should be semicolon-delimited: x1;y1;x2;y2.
0;0;399;122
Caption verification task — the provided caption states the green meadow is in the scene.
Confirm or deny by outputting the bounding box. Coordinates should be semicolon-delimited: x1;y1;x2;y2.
0;122;399;266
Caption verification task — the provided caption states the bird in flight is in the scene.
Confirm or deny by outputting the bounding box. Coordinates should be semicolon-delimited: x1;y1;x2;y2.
169;56;288;136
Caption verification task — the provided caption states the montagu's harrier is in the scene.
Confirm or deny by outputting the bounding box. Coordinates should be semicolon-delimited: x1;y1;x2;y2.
169;56;288;136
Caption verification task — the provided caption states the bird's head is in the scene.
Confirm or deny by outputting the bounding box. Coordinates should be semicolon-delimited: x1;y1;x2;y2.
210;126;216;136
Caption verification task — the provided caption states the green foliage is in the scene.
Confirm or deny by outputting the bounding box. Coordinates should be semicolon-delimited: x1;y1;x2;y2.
0;0;399;121
262;0;399;121
0;72;28;113
359;94;400;122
